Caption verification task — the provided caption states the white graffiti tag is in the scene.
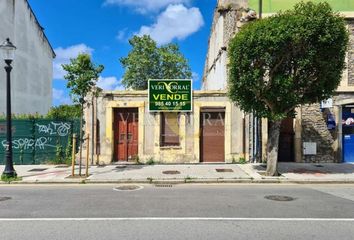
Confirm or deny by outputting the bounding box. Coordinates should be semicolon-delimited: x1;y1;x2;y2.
35;122;71;137
1;137;56;150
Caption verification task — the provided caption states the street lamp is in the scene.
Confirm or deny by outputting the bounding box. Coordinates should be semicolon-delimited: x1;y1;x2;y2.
0;38;17;178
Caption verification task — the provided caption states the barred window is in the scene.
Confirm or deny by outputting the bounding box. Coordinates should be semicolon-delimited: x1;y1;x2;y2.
160;112;180;147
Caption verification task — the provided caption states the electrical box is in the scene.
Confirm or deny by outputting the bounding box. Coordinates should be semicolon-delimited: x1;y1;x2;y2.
303;142;317;155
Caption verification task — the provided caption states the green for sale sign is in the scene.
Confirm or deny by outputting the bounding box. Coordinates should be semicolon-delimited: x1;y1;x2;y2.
148;79;192;112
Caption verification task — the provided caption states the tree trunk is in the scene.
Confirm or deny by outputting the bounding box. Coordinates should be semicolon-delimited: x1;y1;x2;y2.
78;104;83;176
266;120;282;176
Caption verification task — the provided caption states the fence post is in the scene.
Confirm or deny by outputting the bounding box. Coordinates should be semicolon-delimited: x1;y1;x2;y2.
86;134;90;177
71;134;77;177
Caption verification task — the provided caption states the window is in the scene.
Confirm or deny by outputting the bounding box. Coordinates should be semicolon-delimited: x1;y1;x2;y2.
160;112;180;147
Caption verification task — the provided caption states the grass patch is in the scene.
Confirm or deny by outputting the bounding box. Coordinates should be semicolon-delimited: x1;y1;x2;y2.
1;175;22;183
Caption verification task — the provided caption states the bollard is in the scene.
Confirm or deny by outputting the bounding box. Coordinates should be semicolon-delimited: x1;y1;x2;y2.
86;134;90;177
71;134;77;177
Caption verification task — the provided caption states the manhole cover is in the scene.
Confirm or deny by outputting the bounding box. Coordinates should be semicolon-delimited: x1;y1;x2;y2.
162;170;180;175
0;197;11;202
28;168;48;172
216;168;234;173
115;165;127;169
113;185;143;191
264;195;295;202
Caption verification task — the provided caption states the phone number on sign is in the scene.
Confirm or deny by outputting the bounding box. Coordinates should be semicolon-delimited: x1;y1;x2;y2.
154;101;187;107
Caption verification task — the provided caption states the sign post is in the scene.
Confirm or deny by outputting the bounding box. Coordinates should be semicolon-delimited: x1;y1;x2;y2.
148;79;192;112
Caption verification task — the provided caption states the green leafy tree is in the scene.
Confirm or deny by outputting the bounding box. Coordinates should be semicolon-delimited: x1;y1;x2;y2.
120;35;192;90
228;2;348;176
62;53;104;173
47;104;81;120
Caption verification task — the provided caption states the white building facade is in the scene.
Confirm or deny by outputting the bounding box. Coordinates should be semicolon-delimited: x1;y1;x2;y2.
0;0;55;115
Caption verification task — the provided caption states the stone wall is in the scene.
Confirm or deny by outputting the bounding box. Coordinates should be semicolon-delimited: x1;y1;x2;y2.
301;103;336;163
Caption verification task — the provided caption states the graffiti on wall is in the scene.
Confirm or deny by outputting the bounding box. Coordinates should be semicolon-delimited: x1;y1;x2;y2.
35;122;71;137
1;137;56;151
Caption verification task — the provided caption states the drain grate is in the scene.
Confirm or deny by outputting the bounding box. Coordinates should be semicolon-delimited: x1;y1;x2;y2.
264;195;295;202
0;197;11;202
314;164;324;168
155;184;173;188
113;185;143;191
55;165;69;168
162;170;180;175
115;165;127;169
216;168;234;173
28;168;48;172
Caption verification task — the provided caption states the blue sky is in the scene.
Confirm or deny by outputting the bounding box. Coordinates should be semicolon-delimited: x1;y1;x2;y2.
27;0;216;106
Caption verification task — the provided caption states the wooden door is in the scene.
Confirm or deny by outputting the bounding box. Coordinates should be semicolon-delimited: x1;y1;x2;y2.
200;110;225;162
114;108;139;161
277;118;294;162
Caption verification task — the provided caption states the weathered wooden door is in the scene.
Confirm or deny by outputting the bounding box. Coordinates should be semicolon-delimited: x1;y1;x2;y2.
277;118;294;162
114;108;139;161
200;110;225;162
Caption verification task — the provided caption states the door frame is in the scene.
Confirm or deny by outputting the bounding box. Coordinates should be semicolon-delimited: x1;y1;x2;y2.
105;101;145;164
113;108;139;162
199;108;226;163
193;102;232;163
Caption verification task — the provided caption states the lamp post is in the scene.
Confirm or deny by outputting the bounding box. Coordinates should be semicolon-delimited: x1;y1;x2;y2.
0;38;17;178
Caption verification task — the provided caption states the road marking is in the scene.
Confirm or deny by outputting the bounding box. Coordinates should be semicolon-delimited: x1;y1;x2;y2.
0;218;354;221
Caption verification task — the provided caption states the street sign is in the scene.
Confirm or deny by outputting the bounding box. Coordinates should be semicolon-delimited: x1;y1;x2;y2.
148;79;192;112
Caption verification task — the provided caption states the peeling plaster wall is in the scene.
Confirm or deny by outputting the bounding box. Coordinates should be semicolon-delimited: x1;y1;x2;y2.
0;0;54;115
84;91;245;165
202;0;247;90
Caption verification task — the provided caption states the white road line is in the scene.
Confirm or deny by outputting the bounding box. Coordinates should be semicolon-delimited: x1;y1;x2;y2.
0;218;354;221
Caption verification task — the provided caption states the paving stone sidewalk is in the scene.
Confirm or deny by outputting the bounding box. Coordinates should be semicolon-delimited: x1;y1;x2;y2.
1;162;354;184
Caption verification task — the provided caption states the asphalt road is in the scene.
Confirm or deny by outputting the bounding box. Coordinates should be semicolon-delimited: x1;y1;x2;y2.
0;184;354;240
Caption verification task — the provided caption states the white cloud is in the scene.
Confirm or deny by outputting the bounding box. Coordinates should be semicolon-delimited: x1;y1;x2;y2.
116;28;128;41
192;72;200;82
52;88;71;105
104;0;191;14
53;44;94;79
137;4;204;45
97;76;125;91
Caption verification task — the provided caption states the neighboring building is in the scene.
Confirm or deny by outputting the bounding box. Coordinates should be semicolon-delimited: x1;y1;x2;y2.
0;0;55;115
203;0;354;163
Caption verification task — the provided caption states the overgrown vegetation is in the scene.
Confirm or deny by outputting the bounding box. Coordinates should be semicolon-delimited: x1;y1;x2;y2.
120;35;192;90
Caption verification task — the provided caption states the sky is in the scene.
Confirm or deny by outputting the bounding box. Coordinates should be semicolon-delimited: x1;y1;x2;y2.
27;0;217;106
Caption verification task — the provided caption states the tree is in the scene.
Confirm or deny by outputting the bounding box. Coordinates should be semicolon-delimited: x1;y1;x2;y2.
47;104;81;120
228;2;348;176
120;35;192;90
62;53;104;174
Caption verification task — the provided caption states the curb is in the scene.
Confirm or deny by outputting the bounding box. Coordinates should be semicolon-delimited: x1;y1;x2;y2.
2;178;354;185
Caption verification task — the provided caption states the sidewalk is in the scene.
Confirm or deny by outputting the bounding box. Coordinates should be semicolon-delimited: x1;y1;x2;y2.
1;162;354;184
